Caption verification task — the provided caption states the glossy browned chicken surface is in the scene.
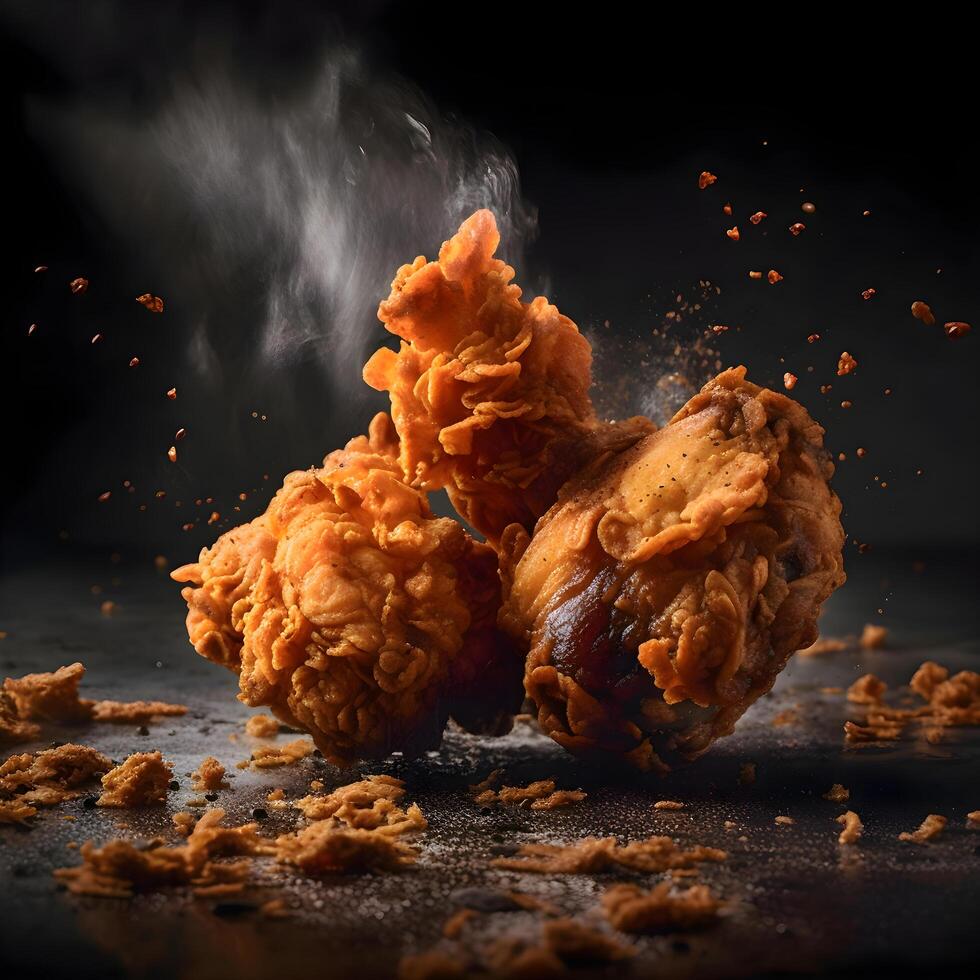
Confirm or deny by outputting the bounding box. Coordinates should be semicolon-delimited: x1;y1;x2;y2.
499;368;846;771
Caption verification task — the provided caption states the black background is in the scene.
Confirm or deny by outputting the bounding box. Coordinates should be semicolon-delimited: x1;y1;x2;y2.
1;0;977;577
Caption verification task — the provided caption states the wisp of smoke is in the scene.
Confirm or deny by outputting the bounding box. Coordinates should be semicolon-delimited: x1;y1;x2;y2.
31;43;536;399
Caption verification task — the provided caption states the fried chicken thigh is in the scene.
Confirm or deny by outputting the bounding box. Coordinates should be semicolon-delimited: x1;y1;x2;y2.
362;209;605;545
498;368;846;771
172;414;520;765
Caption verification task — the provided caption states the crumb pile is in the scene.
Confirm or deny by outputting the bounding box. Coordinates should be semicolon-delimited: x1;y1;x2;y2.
97;752;173;807
492;835;727;874
0;742;111;819
469;770;587;811
293;774;427;836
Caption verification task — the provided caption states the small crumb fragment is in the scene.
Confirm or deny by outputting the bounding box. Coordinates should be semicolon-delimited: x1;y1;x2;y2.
166;388;177;399
247;738;314;769
860;624;888;650
801;202;816;213
653;800;684;811
726;226;740;241
173;812;197;837
823;784;850;803
807;333;820;343
192;756;227;792
91;700;187;723
898;814;946;844
723;203;732;215
749;211;767;224
69;277;88;294
837;352;858;376
136;294;164;313
911;301;935;325
966;811;980;828
944;321;971;338
273;824;417;874
100;601;117;617
767;269;783;284
783;372;797;391
698;171;717;189
602;881;722;933
3;662;93;723
167;446;177;463
774;815;794;826
799;636;850;656
789;222;806;236
267;788;286;802
848;674;887;705
748;270;763;279
837;811;863;845
97;752;172;808
0;798;38;824
861;288;876;300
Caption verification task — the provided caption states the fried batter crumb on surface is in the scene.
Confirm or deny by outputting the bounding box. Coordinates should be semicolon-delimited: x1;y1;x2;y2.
859;623;888;649
0;690;41;745
469;771;586;811
191;756;227;792
54;808;262;898
245;714;281;737
823;783;850;803
492;835;727;874
294;774;426;835
775;815;795;826
847;674;887;704
97;752;172;807
0;743;111;806
654;800;685;811
898;814;947;844
273;824;418;874
90;699;187;723
966;811;980;828
602;881;722;932
0;797;37;823
3;662;93;723
247;738;314;769
837;811;863;845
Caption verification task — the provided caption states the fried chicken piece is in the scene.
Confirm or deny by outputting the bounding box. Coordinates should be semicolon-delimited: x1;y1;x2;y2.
499;367;845;770
173;413;522;765
363;209;652;544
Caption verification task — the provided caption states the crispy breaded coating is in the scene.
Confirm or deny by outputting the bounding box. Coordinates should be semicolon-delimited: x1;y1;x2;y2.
294;774;426;835
492;834;726;874
836;810;863;844
90;700;187;723
97;752;172;808
898;813;946;844
273;823;418;874
500;367;846;770
54;808;262;897
847;674;886;705
246;738;313;770
0;691;40;745
0;798;37;824
191;756;227;792
601;881;722;932
245;714;280;737
0;743;111;800
173;412;521;765
363;209;614;544
3;662;93;723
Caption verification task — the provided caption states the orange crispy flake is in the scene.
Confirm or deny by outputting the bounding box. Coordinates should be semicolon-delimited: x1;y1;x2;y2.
748;270;763;279
97;752;172;807
837;810;863;844
248;738;314;769
293;774;426;836
191;756;227;792
837;352;858;376
167;446;177;462
783;372;797;390
602;881;722;933
69;277;88;295
653;800;684;811
136;294;164;313
944;321;971;338
847;674;886;705
789;223;806;236
911;301;935;325
245;714;280;738
273;824;417;874
749;211;767;225
860;624;888;649
898;814;946;844
861;289;876;300
699;171;718;189
726;227;740;241
768;269;783;284
723;203;733;215
166;387;177;399
823;783;850;803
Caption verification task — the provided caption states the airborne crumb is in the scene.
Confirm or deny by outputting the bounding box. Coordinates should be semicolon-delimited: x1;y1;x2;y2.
898;814;946;844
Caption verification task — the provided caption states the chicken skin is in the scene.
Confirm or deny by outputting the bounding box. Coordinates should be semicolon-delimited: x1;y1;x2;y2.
362;209;604;546
498;368;846;771
172;414;520;765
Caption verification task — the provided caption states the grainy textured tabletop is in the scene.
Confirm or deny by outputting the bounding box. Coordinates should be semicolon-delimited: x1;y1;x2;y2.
1;550;978;979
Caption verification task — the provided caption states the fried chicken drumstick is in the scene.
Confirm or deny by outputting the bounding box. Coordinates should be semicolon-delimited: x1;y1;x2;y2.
172;414;521;765
498;368;846;770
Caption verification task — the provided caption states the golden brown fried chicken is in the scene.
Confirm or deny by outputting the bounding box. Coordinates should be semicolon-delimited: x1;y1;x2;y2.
172;413;520;765
498;367;846;770
362;209;607;545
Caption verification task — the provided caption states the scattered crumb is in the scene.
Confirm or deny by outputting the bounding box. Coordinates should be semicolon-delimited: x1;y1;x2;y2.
267;788;285;802
836;811;863;845
97;752;172;808
3;662;92;723
820;687;844;695
54;809;262;897
837;352;858;376
944;322;971;338
309;779;324;791
0;691;40;745
470;772;586;811
91;700;187;723
245;714;281;738
966;811;980;828
698;171;717;189
653;800;684;811
602;881;722;933
898;814;946;844
247;738;314;769
191;756;228;792
723;820;738;832
0;798;37;824
909;661;948;701
493;835;726;875
273;824;417;874
0;743;111;805
823;784;850;803
848;674;887;705
294;775;426;836
860;624;888;650
172;812;197;837
775;816;795;826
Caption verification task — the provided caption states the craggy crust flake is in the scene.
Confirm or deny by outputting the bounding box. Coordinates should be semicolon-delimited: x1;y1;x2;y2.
97;752;172;808
191;756;228;792
294;774;427;836
0;691;40;745
245;714;281;737
54;808;263;898
492;834;727;874
469;770;586;811
837;811;863;845
273;823;418;874
0;743;111;807
823;783;850;803
362;209;600;545
602;881;722;932
501;366;845;770
246;738;313;770
90;699;187;723
173;412;520;765
898;813;947;844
